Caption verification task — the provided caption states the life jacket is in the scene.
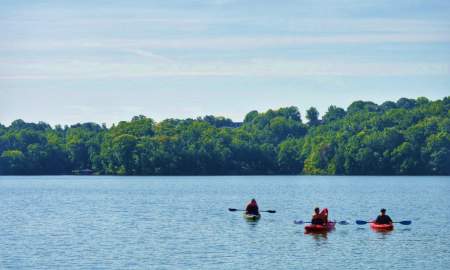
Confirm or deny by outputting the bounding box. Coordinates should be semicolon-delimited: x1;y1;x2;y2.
311;214;324;225
320;208;329;223
312;208;329;225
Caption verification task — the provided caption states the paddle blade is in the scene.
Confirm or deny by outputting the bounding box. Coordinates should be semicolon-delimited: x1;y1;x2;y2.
228;208;237;212
266;210;276;213
294;220;304;224
399;220;412;225
356;220;368;225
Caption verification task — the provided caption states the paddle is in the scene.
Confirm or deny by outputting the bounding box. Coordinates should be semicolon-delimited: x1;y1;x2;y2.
294;220;349;225
356;220;412;225
228;208;276;213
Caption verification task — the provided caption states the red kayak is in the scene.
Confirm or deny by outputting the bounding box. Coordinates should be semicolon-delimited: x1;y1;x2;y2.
370;221;394;231
305;221;336;233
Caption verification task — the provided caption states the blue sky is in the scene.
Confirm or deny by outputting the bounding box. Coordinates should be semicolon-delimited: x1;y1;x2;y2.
0;0;449;125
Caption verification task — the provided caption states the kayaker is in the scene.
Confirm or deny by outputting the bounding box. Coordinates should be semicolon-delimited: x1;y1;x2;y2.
245;199;259;215
375;208;393;224
311;207;328;225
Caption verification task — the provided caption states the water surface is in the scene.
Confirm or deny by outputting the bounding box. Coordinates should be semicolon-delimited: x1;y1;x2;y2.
0;176;449;269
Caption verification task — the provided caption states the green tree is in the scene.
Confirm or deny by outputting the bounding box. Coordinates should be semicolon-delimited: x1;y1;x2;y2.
391;142;420;174
0;150;26;174
277;138;304;174
423;132;450;174
0;97;449;176
111;134;138;175
306;107;320;126
244;110;259;123
323;105;346;123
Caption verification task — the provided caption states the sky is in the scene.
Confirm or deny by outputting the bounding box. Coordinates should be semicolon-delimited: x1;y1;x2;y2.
0;0;449;126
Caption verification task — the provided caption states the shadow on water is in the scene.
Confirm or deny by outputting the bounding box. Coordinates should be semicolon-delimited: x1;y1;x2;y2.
245;219;259;228
371;229;393;238
306;232;330;246
305;231;329;240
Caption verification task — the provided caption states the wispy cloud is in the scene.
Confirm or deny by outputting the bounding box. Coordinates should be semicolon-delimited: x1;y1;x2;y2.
1;59;448;80
2;33;449;52
2;12;449;33
120;49;174;63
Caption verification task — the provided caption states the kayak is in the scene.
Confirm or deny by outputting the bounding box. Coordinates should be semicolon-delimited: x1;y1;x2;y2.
304;221;336;233
243;213;261;221
370;221;394;231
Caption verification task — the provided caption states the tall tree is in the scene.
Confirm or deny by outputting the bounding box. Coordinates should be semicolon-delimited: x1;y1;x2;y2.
306;107;320;126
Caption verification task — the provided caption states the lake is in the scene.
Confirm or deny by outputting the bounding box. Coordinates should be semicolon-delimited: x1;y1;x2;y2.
0;176;449;269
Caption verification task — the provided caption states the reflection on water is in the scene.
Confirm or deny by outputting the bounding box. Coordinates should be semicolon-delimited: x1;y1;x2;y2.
374;230;393;237
337;229;350;236
306;232;329;240
245;219;259;228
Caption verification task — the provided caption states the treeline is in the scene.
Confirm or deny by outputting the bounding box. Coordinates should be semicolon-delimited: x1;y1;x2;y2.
1;97;449;175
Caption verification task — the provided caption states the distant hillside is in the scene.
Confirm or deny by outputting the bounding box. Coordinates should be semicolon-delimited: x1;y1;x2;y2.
1;97;449;175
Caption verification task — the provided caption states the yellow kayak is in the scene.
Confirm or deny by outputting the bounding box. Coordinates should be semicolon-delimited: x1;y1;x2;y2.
243;213;261;221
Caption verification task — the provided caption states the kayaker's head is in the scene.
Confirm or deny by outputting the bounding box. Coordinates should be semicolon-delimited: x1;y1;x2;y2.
251;199;257;205
314;207;320;214
380;208;386;215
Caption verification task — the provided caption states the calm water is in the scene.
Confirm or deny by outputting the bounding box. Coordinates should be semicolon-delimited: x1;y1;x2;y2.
0;176;449;269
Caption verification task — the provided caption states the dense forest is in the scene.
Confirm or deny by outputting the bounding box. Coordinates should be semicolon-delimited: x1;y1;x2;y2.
1;97;449;175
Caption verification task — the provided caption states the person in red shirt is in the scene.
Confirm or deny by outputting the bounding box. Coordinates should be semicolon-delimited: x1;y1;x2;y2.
245;199;259;215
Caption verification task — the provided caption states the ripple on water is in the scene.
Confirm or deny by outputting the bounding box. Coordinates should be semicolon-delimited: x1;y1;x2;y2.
0;175;449;270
